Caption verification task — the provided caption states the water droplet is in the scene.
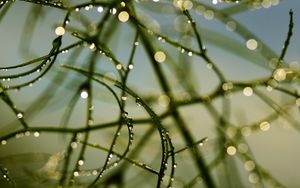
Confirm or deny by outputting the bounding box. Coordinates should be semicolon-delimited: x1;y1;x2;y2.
116;64;122;70
273;68;286;81
248;172;259;184
182;0;193;10
89;43;96;51
128;64;134;69
154;51;166;63
80;90;88;99
121;95;127;101
110;8;117;15
33;131;40;137
118;11;129;22
226;145;236;156
204;10;214;20
88;119;94;126
92;170;98;175
226;21;236;31
71;142;78;149
222;82;233;91
122;111;128;118
266;85;273;92
73;171;79;177
55;26;65;36
136;98;142;106
259;121;270;131
17;112;23;119
243;87;253;96
244;160;255;171
97;6;103;13
241;126;251;136
78;159;85;166
85;5;90;11
204;63;212;69
1;140;7;145
173;163;177;168
238;143;249;153
188;51;193;56
246;39;258;50
158;95;170;107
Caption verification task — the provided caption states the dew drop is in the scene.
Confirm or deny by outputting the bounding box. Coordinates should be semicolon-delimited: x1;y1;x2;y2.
204;10;214;20
17;112;23;119
80;90;88;99
116;64;122;70
33;131;40;137
243;87;253;96
154;51;166;63
241;126;251;136
1;140;7;145
128;64;134;69
71;142;78;149
84;5;90;11
248;172;259;184
206;63;213;69
238;143;249;153
97;6;103;13
88;119;94;126
118;11;129;22
55;26;65;36
78;159;85;166
244;160;255;171
136;98;142;106
182;0;193;10
89;43;96;51
259;121;270;131
110;8;117;15
73;171;79;177
226;21;236;31
226;146;236;156
273;68;286;81
246;39;258;50
122;111;128;118
92;170;98;175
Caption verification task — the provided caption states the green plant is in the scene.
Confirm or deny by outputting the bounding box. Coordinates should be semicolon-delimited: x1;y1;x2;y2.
0;0;300;187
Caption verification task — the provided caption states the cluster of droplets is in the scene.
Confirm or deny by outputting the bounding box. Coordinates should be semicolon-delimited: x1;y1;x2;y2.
0;130;40;146
0;166;13;184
